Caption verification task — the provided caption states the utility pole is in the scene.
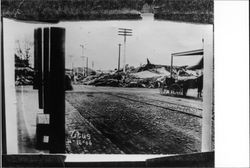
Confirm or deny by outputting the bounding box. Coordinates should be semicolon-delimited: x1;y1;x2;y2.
118;28;132;73
86;57;88;76
118;43;121;71
69;55;74;75
92;61;94;69
170;54;173;94
80;44;85;76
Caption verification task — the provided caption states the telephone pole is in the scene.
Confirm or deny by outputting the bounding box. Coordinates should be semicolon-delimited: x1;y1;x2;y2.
86;56;88;76
69;55;74;74
80;44;85;76
118;28;132;73
118;43;121;71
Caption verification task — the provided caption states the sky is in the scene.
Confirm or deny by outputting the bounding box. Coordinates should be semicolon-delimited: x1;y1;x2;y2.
3;14;213;71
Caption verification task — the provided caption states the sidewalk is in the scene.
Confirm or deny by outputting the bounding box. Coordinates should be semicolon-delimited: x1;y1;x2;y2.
16;86;47;153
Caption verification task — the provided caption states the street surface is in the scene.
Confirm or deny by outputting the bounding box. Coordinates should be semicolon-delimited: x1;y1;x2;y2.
66;85;203;154
15;85;203;154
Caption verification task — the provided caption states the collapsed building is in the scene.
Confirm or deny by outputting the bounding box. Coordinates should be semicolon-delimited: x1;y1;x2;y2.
14;57;202;89
76;58;202;88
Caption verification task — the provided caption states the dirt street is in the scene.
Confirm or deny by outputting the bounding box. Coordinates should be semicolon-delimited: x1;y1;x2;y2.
66;85;202;154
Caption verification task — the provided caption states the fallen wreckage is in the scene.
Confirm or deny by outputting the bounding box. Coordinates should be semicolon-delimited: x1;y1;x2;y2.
76;58;202;93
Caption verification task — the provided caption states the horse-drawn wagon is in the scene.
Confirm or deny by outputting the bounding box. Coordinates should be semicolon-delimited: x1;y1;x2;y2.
160;49;204;98
160;75;203;97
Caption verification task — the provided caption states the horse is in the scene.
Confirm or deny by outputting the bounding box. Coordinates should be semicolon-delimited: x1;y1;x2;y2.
178;75;203;97
160;75;203;98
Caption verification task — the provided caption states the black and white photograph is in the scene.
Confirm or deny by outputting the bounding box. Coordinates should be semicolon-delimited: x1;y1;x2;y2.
0;0;227;167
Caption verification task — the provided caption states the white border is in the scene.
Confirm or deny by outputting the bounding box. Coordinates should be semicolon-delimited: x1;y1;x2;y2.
2;0;249;166
215;1;249;167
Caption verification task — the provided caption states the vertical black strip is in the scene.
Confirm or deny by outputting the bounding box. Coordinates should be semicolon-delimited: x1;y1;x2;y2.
37;28;44;109
49;27;65;153
1;16;7;154
43;28;50;114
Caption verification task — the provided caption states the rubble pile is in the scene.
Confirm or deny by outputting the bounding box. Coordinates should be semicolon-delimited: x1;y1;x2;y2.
14;58;200;88
15;67;34;86
76;59;198;88
82;72;123;87
15;75;34;85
